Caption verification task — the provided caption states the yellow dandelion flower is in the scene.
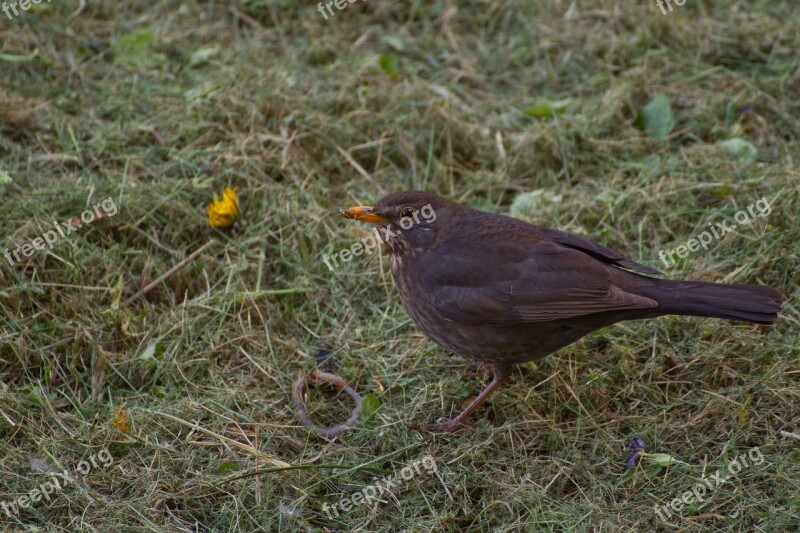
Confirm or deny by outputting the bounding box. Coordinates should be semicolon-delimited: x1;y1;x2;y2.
207;186;239;228
111;409;130;432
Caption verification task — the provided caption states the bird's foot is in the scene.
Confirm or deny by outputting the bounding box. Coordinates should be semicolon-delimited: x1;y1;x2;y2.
408;416;466;433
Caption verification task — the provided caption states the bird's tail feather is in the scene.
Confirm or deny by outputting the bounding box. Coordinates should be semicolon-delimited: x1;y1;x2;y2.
636;280;783;324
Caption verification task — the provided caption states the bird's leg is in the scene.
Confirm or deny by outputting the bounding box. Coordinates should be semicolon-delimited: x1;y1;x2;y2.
413;363;511;433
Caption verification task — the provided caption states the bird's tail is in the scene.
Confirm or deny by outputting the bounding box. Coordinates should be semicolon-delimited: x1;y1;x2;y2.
636;279;783;325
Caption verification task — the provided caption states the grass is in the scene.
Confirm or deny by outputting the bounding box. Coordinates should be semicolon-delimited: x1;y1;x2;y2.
0;0;798;530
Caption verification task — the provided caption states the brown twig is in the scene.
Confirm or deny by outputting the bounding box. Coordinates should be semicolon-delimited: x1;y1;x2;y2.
125;239;217;305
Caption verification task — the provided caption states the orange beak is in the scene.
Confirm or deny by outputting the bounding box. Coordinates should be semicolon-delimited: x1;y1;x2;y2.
340;206;388;224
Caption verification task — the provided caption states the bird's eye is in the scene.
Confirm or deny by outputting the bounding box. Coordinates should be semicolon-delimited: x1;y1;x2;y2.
401;207;415;219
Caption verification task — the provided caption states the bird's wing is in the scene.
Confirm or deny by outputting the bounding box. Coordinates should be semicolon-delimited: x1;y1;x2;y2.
422;241;658;325
541;228;663;276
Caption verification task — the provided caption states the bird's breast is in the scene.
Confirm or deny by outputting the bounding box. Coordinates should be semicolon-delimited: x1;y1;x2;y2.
389;253;465;353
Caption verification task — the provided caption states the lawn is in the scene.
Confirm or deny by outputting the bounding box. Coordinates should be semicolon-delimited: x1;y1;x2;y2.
0;0;798;531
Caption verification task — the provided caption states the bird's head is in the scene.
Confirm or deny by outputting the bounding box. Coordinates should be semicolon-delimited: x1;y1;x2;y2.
341;191;456;254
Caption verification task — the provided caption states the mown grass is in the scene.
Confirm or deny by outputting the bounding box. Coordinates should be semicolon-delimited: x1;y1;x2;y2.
0;0;798;531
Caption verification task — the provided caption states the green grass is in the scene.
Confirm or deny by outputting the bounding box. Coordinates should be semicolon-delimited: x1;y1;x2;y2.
1;0;798;530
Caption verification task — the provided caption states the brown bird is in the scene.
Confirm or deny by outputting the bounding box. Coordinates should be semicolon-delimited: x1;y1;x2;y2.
341;191;783;432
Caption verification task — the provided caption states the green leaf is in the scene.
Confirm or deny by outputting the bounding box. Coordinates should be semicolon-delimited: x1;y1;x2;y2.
718;138;758;162
191;177;213;190
524;98;573;118
210;462;240;476
641;452;678;468
113;27;166;69
0;49;39;63
184;81;224;101
190;44;220;66
0;170;13;187
637;93;674;139
361;393;382;420
138;341;157;361
28;2;52;14
110;274;124;311
378;54;398;76
381;35;406;52
20;385;53;406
